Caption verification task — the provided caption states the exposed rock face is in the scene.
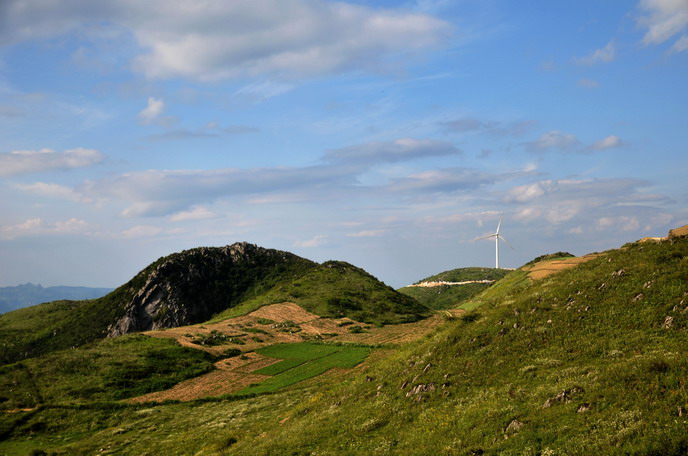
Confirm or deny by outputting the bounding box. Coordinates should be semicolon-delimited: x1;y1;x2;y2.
107;242;314;337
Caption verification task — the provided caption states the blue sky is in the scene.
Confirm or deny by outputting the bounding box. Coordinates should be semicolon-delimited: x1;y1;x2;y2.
0;0;686;289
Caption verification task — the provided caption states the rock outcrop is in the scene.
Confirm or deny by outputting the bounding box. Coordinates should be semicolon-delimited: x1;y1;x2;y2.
107;242;315;337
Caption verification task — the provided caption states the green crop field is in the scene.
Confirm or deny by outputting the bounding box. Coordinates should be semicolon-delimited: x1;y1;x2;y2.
240;343;370;394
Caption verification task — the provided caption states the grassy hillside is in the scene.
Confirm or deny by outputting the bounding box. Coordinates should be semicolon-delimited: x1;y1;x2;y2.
0;335;214;410
0;246;424;365
0;257;174;366
3;236;686;454
398;267;510;310
212;260;430;325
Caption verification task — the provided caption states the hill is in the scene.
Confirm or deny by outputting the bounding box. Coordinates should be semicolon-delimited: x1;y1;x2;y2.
0;283;112;314
398;267;510;310
2;228;686;454
0;243;427;365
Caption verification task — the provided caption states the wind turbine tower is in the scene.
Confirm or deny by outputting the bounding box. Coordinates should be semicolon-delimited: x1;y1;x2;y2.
477;216;513;269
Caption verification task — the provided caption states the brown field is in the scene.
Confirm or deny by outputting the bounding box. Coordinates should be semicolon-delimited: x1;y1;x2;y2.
526;254;600;280
127;352;279;403
131;303;459;402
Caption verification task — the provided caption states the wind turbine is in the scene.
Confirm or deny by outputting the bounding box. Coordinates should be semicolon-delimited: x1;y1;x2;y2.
476;216;513;269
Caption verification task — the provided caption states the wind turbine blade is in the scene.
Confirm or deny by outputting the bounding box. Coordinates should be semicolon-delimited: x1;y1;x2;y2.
475;234;497;241
498;234;514;249
496;216;502;235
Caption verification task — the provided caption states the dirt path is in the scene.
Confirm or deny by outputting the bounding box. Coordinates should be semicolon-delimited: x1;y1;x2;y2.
526;254;600;280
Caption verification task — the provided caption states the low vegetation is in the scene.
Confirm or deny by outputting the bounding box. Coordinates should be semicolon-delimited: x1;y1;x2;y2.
398;267;510;310
2;234;687;454
213;260;430;325
0;335;214;409
239;342;370;395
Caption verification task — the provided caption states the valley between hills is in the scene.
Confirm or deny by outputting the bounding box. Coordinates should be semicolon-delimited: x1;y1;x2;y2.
1;226;687;455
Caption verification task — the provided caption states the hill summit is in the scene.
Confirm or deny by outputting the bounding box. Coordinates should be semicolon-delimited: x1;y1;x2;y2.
0;242;427;364
107;242;314;336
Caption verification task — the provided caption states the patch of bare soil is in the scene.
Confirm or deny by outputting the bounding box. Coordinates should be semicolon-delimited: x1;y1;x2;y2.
670;224;688;238
132;302;455;402
126;352;279;403
526;254;600;280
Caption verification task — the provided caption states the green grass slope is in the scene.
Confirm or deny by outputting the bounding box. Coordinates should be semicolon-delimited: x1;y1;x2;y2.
213;260;430;325
0;335;215;411
0;256;181;366
5;237;686;455
1;245;424;365
221;236;686;455
398;267;510;310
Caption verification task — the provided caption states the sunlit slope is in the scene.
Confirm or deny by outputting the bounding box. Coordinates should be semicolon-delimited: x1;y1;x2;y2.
224;235;688;455
398;267;510;310
0;244;427;365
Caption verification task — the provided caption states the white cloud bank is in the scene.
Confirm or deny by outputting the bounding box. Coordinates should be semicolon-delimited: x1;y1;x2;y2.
0;148;104;177
0;0;452;81
637;0;688;52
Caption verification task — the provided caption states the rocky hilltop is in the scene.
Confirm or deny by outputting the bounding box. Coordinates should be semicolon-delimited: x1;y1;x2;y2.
107;242;315;336
0;242;427;365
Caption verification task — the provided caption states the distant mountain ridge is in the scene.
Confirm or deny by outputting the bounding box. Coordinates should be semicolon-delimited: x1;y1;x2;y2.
0;283;113;314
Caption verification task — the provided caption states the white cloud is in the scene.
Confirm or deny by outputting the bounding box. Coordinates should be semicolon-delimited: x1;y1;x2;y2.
294;235;328;248
591;135;623;150
0;148;104;177
119;225;164;239
596;216;641;232
169;206;216;222
0;0;452;82
15;182;82;201
575;40;616;65
0;217;93;240
525;131;578;152
138;96;165;123
90;164;360;217
637;0;688;51
671;34;688;52
505;182;548;203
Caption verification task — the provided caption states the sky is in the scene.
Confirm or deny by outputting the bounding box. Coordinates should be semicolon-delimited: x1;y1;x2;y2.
0;0;686;289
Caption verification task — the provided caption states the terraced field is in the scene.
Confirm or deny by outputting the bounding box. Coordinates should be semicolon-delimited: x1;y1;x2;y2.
128;303;457;402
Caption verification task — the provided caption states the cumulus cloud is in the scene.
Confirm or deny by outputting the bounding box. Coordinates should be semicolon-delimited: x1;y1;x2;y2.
0;0;452;81
506;178;671;232
591;135;623;150
294;235;328;248
324;138;461;165
169;206;216;222
574;40;616;65
637;0;688;52
138;96;165;123
14;182;88;202
525;131;579;152
0;217;93;240
119;225;164;239
0;148;104;177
